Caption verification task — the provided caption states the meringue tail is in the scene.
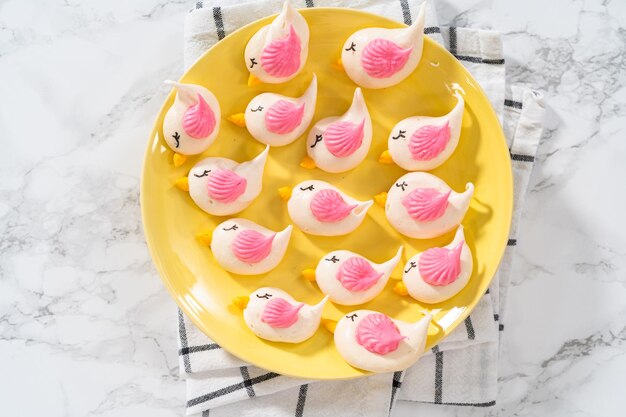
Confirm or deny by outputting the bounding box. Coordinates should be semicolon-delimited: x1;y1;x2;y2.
310;295;330;315
409;121;451;161
380;246;404;273
261;25;301;78
309;189;358;223
361;39;413;78
265;100;305;134
182;94;217;139
261;297;303;328
235;145;269;179
405;312;432;348
400;2;426;44
164;80;196;104
324;119;365;157
337;257;384;292
207;169;247;203
355;313;406;355
232;229;275;264
402;188;451;222
418;241;464;286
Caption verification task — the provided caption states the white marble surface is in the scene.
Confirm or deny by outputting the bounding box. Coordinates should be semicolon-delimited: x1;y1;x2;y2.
0;0;624;416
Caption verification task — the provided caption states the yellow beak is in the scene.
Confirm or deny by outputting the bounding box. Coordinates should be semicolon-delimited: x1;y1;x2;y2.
174;177;189;192
247;73;262;87
233;296;250;310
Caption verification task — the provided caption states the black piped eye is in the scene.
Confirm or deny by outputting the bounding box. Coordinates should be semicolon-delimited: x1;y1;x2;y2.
256;293;272;299
299;185;315;191
250;105;264;112
193;169;211;178
346;313;358;322
223;224;239;231
345;42;356;52
325;255;340;263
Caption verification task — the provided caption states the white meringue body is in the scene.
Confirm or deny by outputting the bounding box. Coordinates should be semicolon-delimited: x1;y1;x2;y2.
211;219;292;275
245;75;317;146
334;310;432;372
315;247;403;305
287;180;373;236
388;93;465;171
243;287;328;343
306;88;372;173
402;226;473;304
188;146;269;216
163;81;221;155
386;172;474;239
244;1;309;84
341;3;425;89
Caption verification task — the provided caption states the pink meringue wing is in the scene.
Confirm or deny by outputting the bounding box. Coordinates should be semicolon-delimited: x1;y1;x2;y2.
355;313;406;355
310;189;358;223
232;229;276;264
402;187;451;222
418;241;464;286
361;38;413;79
182;94;216;139
265;100;305;134
409;122;451;161
261;297;304;328
323;119;365;157
207;169;247;203
337;257;384;292
260;25;302;78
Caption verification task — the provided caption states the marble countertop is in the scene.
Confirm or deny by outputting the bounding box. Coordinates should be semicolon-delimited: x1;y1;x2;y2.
1;0;624;416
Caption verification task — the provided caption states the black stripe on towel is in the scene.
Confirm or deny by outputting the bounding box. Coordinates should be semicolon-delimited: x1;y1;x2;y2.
510;153;535;162
305;0;314;7
432;346;443;403
389;371;403;410
499;324;505;331
240;366;255;398
178;343;220;356
507;238;517;246
187;372;281;407
213;7;226;40
202;410;210;417
177;309;192;373
504;99;523;109
454;55;505;65
494;314;499;322
424;26;441;34
442;400;496;407
399;0;412;25
295;384;308;417
464;316;475;340
195;1;203;10
449;26;457;56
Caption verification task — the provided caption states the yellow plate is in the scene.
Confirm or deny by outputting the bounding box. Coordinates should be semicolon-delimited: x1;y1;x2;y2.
141;8;512;379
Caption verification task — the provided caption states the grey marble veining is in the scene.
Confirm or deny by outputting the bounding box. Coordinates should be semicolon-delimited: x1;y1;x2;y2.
0;0;624;416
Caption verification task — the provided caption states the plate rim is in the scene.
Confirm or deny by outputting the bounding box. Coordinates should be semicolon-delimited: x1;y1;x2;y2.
141;7;513;380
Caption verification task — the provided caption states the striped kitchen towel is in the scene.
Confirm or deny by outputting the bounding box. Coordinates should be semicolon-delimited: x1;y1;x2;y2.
176;0;546;415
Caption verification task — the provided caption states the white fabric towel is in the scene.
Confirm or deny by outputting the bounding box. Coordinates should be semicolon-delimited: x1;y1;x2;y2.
176;1;546;415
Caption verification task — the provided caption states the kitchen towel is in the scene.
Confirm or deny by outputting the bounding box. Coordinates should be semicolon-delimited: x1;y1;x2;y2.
177;0;546;415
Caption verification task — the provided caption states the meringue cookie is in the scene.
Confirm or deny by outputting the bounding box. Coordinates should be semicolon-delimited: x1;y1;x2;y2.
385;172;474;239
402;226;473;304
242;287;328;343
162;81;221;155
187;146;269;216
334;310;432;372
341;3;425;89
305;88;372;173
211;219;292;275
313;247;403;305
244;1;309;84
287;180;373;236
241;75;317;146
387;92;465;171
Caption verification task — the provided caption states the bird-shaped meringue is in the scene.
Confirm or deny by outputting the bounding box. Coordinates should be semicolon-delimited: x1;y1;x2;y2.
228;75;317;146
233;287;328;343
279;180;373;236
210;218;292;275
162;81;221;166
395;226;473;304
303;247;403;305
339;3;425;89
383;92;465;171
244;1;309;85
304;88;372;173
379;172;474;239
175;146;269;216
330;310;432;372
